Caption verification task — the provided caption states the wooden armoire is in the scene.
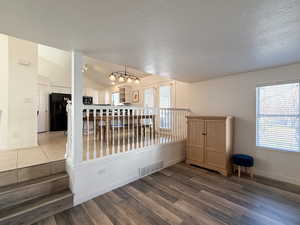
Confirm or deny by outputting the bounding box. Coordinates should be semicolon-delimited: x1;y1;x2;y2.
186;116;234;176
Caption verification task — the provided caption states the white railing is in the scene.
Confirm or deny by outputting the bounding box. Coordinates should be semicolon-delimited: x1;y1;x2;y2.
66;104;190;162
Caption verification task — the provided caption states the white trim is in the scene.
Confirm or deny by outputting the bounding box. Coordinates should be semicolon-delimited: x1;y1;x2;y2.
256;80;300;88
255;168;300;186
82;104;190;111
256;82;300;152
70;51;84;165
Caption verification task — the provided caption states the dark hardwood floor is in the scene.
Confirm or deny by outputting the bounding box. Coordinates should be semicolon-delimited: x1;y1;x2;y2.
34;163;300;225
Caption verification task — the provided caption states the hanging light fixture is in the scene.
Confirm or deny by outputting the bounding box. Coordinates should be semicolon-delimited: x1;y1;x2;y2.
134;78;140;84
108;65;142;85
118;76;125;82
82;64;88;73
109;73;116;81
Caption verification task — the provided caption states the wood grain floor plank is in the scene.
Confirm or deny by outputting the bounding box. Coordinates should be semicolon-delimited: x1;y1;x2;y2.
174;200;225;225
145;191;201;225
144;174;247;225
200;190;284;225
69;205;95;225
117;187;171;225
94;193;138;225
82;200;114;225
135;179;178;203
105;191;124;204
148;171;237;218
37;216;57;225
33;163;300;225
113;197;155;225
124;186;183;225
54;211;72;225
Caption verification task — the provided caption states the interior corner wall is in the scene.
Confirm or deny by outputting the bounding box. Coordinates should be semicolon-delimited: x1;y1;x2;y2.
174;81;190;109
188;63;300;185
83;76;106;104
38;48;106;99
6;36;38;150
0;34;9;150
38;57;71;88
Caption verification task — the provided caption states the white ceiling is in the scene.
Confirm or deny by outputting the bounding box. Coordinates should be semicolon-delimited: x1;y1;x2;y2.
1;0;300;82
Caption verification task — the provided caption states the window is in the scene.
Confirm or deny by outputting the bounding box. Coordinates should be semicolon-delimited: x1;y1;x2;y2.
159;85;171;128
159;85;171;108
143;88;155;126
112;92;120;105
256;82;300;152
144;88;155;108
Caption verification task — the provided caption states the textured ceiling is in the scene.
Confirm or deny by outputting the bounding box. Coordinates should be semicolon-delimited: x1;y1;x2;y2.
1;0;300;82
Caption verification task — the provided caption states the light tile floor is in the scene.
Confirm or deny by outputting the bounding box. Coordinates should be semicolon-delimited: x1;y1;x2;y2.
0;131;177;172
0;132;66;172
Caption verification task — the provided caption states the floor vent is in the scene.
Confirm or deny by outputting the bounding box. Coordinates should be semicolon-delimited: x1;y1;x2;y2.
139;161;164;177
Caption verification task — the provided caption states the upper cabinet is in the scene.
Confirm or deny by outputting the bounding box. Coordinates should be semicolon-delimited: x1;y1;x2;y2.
119;86;132;104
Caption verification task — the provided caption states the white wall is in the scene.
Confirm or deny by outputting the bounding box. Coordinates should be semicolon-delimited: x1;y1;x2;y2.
84;77;105;104
188;63;300;185
38;46;105;101
0;34;9;149
174;80;190;109
67;141;185;205
103;75;190;108
38;45;72;95
38;57;71;88
0;36;38;150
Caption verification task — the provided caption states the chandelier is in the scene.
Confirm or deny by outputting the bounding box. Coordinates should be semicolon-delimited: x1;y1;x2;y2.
109;65;140;85
82;64;88;73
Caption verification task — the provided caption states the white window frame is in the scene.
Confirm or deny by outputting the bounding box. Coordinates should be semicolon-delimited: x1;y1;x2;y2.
256;80;300;152
111;92;120;106
143;87;155;108
159;84;172;129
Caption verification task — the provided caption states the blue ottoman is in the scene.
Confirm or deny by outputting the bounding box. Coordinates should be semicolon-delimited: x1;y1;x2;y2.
232;154;254;178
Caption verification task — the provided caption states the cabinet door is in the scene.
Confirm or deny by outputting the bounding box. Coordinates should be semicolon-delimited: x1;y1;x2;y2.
187;119;205;164
205;120;226;168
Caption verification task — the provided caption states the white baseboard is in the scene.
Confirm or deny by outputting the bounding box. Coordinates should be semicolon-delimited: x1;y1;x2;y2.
254;169;300;186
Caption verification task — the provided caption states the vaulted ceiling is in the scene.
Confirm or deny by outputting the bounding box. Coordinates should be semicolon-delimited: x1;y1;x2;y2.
38;44;148;87
1;0;300;82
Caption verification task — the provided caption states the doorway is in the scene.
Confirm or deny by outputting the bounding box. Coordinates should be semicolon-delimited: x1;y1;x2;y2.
37;84;49;133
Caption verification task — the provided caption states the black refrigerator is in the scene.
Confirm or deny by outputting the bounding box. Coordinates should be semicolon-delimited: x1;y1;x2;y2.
49;93;71;131
49;93;93;131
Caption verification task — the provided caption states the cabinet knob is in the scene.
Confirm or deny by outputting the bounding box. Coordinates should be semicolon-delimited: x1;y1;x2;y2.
202;133;206;136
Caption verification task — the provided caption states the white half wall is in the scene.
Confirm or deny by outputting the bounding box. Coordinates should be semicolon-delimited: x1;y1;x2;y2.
188;63;300;185
67;141;185;205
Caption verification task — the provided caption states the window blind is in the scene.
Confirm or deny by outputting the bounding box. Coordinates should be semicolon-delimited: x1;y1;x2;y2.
159;85;171;129
144;88;154;108
256;82;300;152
